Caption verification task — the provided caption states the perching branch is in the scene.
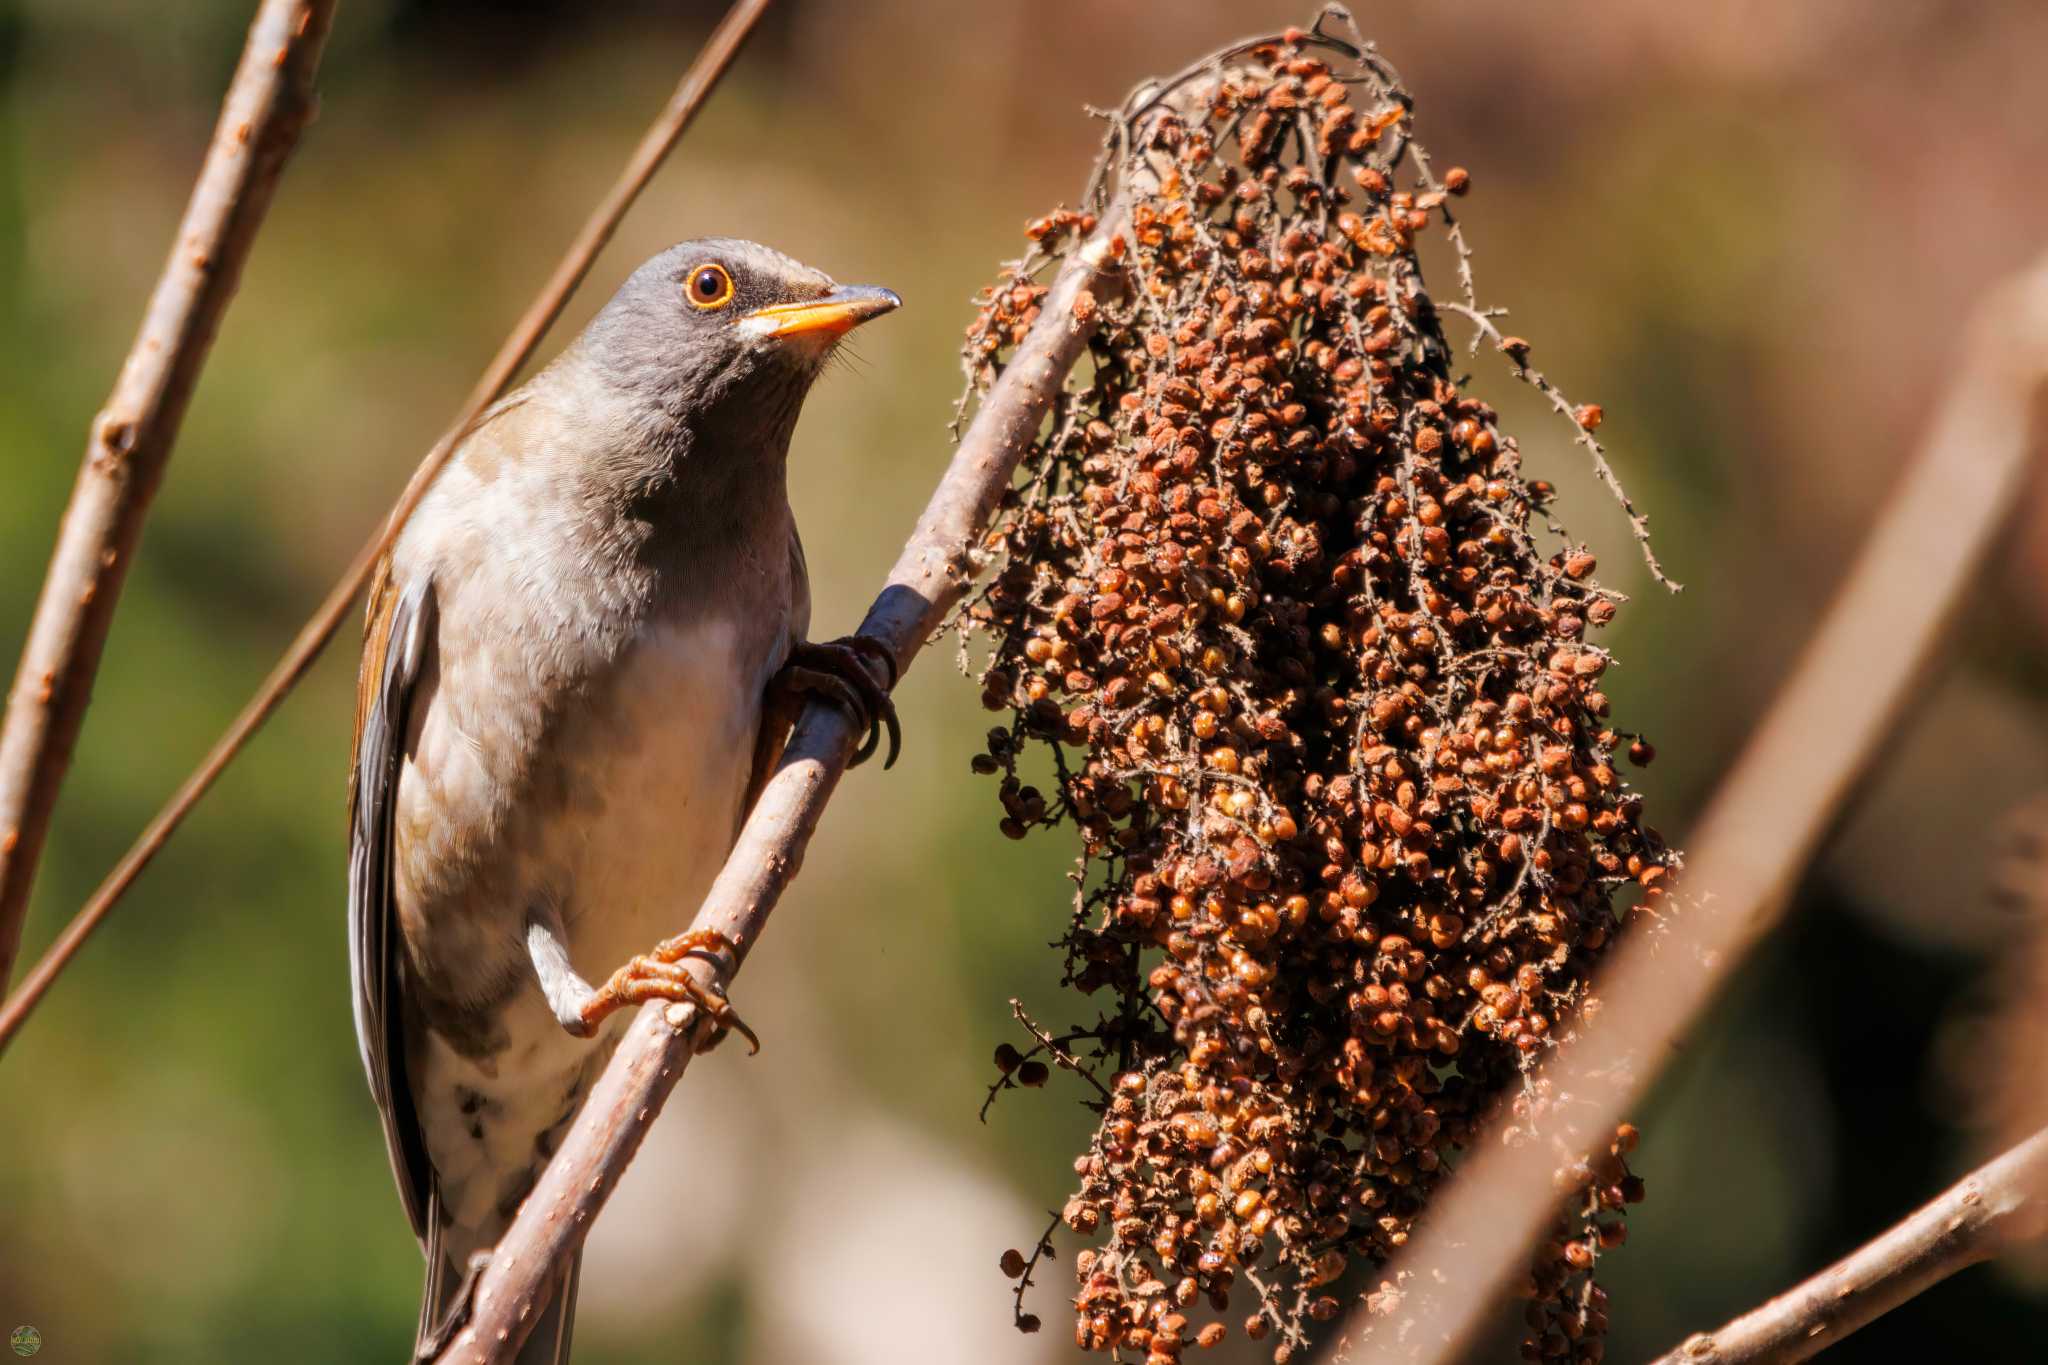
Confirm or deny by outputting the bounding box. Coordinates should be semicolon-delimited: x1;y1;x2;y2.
1346;250;2048;1361
0;0;335;995
431;208;1132;1365
0;0;773;1053
1647;1127;2048;1364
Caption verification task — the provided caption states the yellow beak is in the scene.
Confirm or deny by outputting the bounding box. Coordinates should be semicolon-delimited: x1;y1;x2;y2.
742;285;902;340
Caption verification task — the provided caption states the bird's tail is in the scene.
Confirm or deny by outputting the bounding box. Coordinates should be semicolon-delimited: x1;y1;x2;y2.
417;1204;580;1365
515;1254;580;1365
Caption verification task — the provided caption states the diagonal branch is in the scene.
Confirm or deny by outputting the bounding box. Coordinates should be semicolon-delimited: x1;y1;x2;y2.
0;0;336;995
1648;1127;2048;1364
0;0;773;1053
1345;249;2048;1361
431;209;1131;1365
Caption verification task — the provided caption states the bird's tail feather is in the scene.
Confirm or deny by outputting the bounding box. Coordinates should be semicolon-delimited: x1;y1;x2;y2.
416;1191;580;1365
415;1187;456;1357
517;1252;580;1365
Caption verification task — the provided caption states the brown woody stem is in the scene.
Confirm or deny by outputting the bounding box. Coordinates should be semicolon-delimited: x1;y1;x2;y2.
0;0;336;995
1648;1128;2048;1365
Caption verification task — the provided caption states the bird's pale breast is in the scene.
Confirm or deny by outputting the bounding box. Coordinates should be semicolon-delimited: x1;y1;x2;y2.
406;608;776;1238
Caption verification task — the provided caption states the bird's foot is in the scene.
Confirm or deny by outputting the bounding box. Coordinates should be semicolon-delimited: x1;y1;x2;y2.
775;635;901;768
415;1251;493;1360
575;929;758;1055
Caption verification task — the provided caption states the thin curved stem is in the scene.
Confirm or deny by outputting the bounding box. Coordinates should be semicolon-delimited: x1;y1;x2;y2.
0;0;336;994
1648;1128;2048;1364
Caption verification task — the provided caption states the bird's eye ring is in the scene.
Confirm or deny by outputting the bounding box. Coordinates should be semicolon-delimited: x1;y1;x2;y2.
685;263;735;311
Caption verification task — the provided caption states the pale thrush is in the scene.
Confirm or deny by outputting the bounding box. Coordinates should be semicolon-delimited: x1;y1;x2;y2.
347;239;900;1362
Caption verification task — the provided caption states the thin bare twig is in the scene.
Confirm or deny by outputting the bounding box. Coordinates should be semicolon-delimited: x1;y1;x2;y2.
1344;251;2048;1362
0;0;336;995
1019;998;1116;1102
431;207;1131;1365
1008;1210;1064;1335
0;0;773;1053
1439;299;1679;592
981;1000;1115;1121
1648;1128;2048;1364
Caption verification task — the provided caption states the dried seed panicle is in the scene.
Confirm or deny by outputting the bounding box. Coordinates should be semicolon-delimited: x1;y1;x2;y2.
958;16;1675;1363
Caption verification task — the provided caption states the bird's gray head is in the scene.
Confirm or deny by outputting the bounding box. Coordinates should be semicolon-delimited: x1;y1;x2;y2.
578;237;900;448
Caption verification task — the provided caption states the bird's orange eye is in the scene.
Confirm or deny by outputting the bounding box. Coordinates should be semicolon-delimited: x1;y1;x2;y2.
685;263;734;310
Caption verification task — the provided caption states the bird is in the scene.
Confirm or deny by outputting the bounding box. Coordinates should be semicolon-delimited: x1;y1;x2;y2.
347;238;901;1364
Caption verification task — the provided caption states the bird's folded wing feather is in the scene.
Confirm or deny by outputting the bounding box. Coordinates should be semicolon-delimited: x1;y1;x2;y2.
348;555;436;1244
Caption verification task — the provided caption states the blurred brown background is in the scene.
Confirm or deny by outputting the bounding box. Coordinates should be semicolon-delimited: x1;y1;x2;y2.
4;1;2048;1360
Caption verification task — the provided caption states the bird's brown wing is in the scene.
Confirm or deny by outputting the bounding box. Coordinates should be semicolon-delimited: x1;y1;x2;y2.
348;555;437;1244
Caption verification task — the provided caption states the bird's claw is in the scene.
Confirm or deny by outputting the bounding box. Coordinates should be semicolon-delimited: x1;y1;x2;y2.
576;929;759;1055
778;635;901;769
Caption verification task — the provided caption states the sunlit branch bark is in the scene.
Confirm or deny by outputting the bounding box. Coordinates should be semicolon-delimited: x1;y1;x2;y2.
0;0;336;994
1648;1128;2048;1365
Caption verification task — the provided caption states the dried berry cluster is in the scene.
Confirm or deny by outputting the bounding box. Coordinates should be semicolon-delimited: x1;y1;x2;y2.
960;20;1676;1365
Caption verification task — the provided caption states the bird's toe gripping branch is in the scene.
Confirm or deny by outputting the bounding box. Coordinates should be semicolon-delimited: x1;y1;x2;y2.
576;929;758;1054
776;635;901;768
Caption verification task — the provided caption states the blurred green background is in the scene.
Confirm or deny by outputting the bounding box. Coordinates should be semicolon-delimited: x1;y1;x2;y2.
5;1;2048;1361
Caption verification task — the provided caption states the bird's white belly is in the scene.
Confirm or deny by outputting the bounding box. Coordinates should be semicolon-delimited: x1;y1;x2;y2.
557;613;763;973
416;612;770;1243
